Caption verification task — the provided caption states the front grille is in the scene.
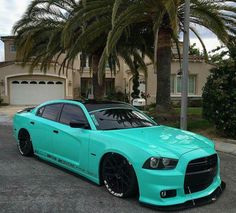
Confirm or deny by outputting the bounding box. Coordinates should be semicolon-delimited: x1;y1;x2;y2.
184;154;218;194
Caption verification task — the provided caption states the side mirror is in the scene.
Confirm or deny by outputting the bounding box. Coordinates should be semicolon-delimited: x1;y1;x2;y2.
69;121;90;129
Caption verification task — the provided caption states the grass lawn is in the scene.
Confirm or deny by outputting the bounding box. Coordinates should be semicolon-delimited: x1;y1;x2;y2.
174;107;202;116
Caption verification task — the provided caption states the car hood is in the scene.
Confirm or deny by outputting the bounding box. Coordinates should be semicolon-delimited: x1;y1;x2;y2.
104;125;214;158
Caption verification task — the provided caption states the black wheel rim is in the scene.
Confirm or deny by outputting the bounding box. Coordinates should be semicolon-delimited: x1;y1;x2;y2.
19;133;31;154
103;154;132;195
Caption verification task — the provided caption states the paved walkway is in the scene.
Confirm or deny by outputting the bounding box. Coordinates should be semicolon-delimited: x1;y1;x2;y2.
0;105;31;117
215;139;236;155
0;105;30;126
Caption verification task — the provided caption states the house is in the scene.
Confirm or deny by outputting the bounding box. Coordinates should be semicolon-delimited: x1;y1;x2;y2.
0;36;214;105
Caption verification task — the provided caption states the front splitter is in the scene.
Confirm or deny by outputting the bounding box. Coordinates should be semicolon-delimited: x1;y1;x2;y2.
141;181;226;211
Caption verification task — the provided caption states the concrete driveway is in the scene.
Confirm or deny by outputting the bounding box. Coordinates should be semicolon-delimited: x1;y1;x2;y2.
0;105;33;125
0;125;236;213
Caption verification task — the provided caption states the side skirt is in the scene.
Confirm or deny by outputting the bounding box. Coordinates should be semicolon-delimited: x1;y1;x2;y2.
34;152;100;185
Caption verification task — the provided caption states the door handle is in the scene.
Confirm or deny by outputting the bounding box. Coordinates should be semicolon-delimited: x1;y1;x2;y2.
53;130;59;134
30;121;35;125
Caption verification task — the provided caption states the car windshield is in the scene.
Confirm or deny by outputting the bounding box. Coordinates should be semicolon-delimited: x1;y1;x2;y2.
90;108;157;130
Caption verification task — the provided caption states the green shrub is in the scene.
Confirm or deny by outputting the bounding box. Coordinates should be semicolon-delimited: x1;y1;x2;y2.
202;66;236;138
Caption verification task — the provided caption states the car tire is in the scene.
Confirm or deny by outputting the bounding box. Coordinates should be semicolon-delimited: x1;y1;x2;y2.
102;153;138;198
18;130;33;156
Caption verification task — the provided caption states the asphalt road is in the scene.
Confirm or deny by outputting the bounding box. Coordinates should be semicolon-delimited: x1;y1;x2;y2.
0;125;236;213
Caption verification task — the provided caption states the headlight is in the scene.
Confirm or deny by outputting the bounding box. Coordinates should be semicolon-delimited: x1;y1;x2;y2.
143;157;178;170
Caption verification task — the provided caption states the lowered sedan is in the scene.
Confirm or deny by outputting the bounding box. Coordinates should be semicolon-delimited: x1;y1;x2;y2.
13;100;225;210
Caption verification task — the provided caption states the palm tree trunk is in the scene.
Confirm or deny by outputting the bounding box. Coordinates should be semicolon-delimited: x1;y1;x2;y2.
155;27;172;112
92;54;105;100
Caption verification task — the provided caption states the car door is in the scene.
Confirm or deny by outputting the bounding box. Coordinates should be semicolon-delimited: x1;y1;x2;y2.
30;103;63;157
52;103;91;172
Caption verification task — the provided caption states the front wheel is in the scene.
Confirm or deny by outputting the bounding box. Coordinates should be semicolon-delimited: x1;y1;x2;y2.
102;153;138;198
18;130;33;156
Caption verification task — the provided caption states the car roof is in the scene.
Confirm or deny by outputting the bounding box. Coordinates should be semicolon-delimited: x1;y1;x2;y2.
72;100;133;112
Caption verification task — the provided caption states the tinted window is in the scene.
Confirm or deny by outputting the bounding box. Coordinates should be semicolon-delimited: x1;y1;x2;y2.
59;104;87;125
90;108;157;130
42;104;62;121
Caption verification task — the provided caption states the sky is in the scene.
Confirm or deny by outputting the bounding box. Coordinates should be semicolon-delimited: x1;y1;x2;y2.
0;0;222;62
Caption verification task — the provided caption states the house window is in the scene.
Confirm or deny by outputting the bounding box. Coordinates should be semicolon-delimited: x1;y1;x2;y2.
10;45;16;52
176;76;182;93
12;81;19;84
56;81;63;85
81;78;93;98
188;75;196;94
170;75;175;94
171;74;196;95
30;81;37;84
80;54;91;68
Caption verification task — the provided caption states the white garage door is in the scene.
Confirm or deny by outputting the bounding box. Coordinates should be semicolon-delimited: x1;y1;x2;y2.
10;80;65;105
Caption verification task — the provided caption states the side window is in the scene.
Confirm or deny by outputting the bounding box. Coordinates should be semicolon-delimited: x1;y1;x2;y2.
42;104;62;121
37;107;45;117
59;104;87;125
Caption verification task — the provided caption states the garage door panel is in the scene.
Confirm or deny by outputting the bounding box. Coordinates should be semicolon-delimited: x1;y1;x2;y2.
10;80;65;105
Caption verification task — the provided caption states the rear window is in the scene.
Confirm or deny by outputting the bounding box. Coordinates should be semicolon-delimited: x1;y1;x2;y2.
41;104;63;121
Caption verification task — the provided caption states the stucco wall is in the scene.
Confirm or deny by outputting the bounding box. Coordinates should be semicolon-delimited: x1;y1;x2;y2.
0;63;74;103
127;61;214;104
3;39;16;62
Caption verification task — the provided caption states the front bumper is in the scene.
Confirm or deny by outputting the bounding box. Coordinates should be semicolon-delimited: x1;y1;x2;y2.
137;148;225;209
141;181;226;211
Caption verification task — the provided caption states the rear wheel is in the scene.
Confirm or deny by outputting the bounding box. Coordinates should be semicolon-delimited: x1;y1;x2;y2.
102;153;138;198
18;130;33;156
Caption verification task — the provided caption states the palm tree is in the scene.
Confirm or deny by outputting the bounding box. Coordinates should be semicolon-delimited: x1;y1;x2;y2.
13;0;82;78
13;0;153;99
62;0;154;98
102;0;236;111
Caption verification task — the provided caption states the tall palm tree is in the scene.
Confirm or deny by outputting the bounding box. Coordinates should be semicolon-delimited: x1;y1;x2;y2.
13;0;81;75
102;0;236;111
13;0;153;99
62;0;154;98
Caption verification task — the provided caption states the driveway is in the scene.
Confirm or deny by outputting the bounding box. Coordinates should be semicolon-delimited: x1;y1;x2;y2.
0;125;236;213
0;105;32;125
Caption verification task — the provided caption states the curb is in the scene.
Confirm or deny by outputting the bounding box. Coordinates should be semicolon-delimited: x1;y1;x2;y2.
215;140;236;156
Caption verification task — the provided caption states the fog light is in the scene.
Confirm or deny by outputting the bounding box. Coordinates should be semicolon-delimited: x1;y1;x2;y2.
160;190;177;198
160;191;167;198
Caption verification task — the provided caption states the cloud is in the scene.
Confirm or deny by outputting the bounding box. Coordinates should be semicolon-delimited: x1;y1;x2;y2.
190;38;222;53
0;0;31;61
0;0;31;35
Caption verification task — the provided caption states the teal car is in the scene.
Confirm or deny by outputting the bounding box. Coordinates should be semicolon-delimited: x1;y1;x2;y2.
13;99;225;210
